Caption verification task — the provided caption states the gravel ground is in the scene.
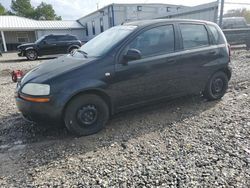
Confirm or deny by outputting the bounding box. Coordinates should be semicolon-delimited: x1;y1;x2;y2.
0;50;249;187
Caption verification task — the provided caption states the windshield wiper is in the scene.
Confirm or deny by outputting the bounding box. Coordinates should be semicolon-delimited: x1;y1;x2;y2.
76;49;88;57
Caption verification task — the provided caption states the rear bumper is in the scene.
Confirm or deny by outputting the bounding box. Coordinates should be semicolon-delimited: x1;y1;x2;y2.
16;96;63;125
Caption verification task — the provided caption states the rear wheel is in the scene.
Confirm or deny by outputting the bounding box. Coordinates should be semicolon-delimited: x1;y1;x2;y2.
25;49;38;60
64;94;109;136
203;71;228;101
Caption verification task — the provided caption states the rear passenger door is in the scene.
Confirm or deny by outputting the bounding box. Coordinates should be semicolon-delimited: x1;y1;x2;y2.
177;23;218;94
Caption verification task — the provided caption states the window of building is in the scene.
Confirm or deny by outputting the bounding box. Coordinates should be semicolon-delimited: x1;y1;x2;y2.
92;20;95;35
100;17;104;33
166;7;170;12
137;6;142;11
127;25;175;58
17;32;29;43
180;24;209;49
86;23;89;36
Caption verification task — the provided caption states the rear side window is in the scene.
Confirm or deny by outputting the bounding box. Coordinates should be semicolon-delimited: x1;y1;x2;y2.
180;24;209;49
128;25;175;58
56;35;76;41
208;25;225;45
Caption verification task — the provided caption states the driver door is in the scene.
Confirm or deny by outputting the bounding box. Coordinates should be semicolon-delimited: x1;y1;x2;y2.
39;36;58;55
113;24;181;110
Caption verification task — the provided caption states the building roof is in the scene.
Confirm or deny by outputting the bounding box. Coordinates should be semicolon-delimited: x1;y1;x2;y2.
0;16;84;31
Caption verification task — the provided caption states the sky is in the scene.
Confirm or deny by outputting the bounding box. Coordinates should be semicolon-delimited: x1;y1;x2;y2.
0;0;250;20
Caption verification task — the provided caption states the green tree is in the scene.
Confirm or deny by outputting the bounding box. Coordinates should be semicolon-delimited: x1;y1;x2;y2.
0;3;7;15
0;3;6;15
0;3;14;15
225;8;250;23
34;2;61;20
11;0;34;18
10;0;62;20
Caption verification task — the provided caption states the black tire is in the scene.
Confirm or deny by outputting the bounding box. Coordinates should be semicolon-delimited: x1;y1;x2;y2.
25;49;38;60
203;71;228;101
64;94;109;136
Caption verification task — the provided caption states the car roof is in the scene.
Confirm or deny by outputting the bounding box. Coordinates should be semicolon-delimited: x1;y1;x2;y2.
123;19;216;27
47;34;75;37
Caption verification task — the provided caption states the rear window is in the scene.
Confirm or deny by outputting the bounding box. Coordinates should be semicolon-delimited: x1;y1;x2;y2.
180;24;209;49
208;25;225;45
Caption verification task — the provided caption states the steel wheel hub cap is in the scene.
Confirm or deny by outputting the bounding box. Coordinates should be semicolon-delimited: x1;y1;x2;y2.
212;78;223;93
77;104;97;126
28;52;35;58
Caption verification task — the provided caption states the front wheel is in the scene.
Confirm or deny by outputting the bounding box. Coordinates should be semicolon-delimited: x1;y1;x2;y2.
25;50;38;60
64;94;109;136
203;71;228;101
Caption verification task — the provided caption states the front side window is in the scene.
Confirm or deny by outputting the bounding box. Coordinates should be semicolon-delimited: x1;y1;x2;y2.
127;25;175;58
45;36;56;43
35;36;46;44
180;24;209;49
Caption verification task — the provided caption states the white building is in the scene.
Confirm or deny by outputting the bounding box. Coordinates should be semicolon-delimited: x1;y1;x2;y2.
78;3;186;41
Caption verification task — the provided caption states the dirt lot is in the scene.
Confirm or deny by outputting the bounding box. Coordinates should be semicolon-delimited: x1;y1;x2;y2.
0;51;249;187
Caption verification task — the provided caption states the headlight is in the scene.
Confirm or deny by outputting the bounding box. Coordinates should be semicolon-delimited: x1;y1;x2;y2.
21;83;50;96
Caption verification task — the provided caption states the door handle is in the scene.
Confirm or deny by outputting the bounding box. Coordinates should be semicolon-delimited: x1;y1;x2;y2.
166;59;176;64
208;51;216;55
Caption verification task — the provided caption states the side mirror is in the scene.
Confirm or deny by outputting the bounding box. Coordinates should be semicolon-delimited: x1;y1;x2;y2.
124;49;142;61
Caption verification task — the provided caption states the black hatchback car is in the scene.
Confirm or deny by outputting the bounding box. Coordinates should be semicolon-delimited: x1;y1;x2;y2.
17;34;82;60
16;19;232;136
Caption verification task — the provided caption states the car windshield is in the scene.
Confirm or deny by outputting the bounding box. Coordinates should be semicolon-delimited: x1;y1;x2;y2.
35;36;46;44
77;25;137;57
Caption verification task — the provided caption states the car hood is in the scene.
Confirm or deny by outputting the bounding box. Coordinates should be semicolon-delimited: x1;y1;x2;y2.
21;55;95;84
17;43;35;49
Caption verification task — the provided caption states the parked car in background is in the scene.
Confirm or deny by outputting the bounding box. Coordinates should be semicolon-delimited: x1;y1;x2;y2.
17;34;82;60
222;17;250;29
222;17;250;49
16;19;231;136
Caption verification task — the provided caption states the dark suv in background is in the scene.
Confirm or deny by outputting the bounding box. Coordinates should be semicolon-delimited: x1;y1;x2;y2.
17;34;82;60
16;19;232;136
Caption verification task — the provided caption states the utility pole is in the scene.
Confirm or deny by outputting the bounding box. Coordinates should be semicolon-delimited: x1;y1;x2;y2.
219;0;224;27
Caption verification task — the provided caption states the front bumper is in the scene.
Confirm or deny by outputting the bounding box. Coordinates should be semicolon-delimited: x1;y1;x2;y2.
17;50;24;57
16;95;63;124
